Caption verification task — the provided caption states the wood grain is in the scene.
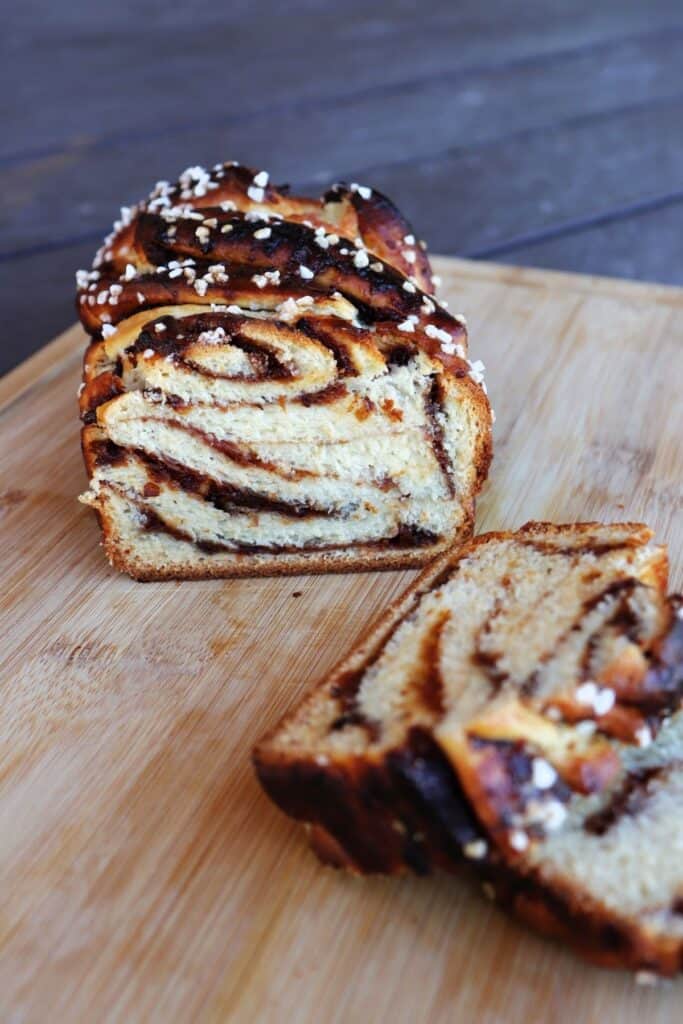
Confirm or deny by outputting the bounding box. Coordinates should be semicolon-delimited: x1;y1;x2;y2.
0;257;681;1023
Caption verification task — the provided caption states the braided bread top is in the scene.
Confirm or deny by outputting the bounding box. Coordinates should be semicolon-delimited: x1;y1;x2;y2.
76;161;489;403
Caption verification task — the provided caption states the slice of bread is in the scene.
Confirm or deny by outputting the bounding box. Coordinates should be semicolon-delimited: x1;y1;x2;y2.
253;522;683;972
76;162;491;580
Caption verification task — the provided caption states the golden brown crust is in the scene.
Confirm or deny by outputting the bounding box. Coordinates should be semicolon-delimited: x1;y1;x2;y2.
255;724;485;876
482;854;683;975
89;164;433;294
304;813;682;977
78;201;466;368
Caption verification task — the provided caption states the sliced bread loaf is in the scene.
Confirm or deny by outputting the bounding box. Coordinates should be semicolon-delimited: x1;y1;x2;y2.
77;162;491;579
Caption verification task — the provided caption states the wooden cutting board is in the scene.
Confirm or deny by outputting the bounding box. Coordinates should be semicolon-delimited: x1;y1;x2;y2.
1;257;682;1023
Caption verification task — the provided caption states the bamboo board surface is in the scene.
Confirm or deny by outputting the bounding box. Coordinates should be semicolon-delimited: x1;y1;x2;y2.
1;257;682;1023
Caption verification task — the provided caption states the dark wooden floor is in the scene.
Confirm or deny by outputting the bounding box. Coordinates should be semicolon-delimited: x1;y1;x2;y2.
2;1;682;374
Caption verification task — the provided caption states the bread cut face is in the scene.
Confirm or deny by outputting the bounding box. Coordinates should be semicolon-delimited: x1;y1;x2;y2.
77;162;491;579
491;715;683;973
254;522;683;973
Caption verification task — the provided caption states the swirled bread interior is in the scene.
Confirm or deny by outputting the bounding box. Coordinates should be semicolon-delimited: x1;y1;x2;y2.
77;162;491;579
254;522;683;973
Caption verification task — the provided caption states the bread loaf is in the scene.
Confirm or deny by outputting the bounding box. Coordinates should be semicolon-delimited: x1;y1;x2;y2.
77;163;491;579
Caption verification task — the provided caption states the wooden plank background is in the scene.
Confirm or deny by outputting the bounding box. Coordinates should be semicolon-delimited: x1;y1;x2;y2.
0;257;682;1022
2;1;683;374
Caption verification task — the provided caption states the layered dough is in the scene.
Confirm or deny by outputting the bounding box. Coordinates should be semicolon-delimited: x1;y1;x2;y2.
254;522;683;972
77;162;491;579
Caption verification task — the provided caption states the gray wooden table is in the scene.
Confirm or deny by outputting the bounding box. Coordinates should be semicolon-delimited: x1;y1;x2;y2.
2;1;682;376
